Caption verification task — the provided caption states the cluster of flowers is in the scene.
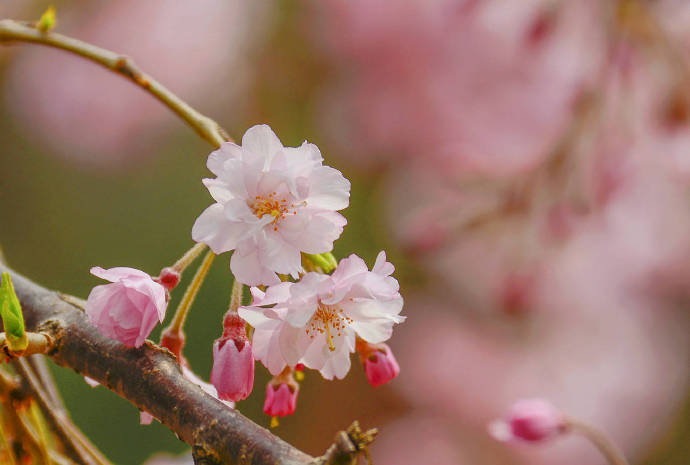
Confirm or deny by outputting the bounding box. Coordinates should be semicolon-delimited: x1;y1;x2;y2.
83;125;405;422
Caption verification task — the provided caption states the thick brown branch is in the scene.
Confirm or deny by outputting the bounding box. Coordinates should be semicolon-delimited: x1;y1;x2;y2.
0;265;362;465
0;19;229;149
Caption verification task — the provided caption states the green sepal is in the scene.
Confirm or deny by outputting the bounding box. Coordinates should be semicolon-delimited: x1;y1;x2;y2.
304;252;338;273
0;272;28;352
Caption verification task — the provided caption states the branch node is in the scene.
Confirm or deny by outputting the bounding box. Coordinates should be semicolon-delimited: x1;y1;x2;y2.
114;56;150;87
316;421;378;465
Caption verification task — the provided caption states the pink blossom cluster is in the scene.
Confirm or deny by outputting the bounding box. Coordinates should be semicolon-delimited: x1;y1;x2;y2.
84;124;405;423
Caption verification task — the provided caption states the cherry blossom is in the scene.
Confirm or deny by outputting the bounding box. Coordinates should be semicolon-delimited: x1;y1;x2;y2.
489;399;566;442
85;266;167;348
192;124;350;285
239;252;404;380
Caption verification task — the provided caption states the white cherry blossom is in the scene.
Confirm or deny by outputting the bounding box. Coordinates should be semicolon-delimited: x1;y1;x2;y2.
239;252;405;380
192;124;350;285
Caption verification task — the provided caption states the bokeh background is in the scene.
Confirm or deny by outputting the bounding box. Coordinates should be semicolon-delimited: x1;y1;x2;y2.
1;1;689;464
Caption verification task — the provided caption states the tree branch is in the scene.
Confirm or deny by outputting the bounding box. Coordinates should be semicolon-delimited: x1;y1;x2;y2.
0;19;230;149
0;265;363;465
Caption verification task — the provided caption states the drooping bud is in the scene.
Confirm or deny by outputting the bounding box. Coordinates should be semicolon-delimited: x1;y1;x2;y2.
264;370;299;425
210;336;254;402
209;310;254;402
357;340;400;387
489;399;566;443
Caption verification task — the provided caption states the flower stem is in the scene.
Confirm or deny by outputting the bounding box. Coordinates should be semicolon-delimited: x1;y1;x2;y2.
172;243;208;273
167;251;215;333
566;418;629;465
228;278;244;313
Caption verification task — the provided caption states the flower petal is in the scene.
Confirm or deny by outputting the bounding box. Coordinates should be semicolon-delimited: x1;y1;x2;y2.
192;204;244;254
306;166;351;210
230;246;280;286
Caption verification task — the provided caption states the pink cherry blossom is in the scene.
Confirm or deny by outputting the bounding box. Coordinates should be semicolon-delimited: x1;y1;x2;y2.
489;399;566;443
210;337;254;402
263;380;299;418
238;251;404;380
192;124;350;286
85;267;167;348
357;341;400;387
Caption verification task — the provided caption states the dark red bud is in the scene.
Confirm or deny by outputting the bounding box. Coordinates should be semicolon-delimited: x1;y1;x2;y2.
158;267;181;291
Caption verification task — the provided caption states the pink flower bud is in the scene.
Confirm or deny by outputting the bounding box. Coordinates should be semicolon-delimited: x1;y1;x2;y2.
263;378;299;417
210;336;255;402
157;267;181;291
357;341;400;387
86;267;167;348
489;399;566;443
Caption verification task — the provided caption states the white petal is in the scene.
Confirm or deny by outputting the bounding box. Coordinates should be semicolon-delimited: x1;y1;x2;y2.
237;306;282;329
192;204;243;254
257;230;303;276
279;210;346;254
252;326;287;376
241;124;284;169
372;251;395;276
207;142;243;176
203;178;234;203
279;325;307;367
90;266;150;283
306;166;351;210
230;247;280;286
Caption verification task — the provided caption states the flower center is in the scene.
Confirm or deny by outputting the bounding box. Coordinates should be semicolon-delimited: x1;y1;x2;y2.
250;192;297;231
305;304;353;351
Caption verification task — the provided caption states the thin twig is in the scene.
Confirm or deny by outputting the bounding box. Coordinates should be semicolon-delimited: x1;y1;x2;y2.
27;355;66;416
13;358;112;465
566;418;629;465
0;19;230;149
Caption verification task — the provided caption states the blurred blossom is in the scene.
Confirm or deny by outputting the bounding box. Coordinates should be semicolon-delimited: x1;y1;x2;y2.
316;0;605;175
488;399;566;443
4;0;272;167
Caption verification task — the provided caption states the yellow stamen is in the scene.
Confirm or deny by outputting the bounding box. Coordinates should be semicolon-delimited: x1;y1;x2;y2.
270;416;279;428
325;323;335;352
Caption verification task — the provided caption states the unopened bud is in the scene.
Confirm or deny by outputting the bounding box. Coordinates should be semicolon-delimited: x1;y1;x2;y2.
264;372;299;421
489;399;566;443
357;341;400;387
157;267;181;291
